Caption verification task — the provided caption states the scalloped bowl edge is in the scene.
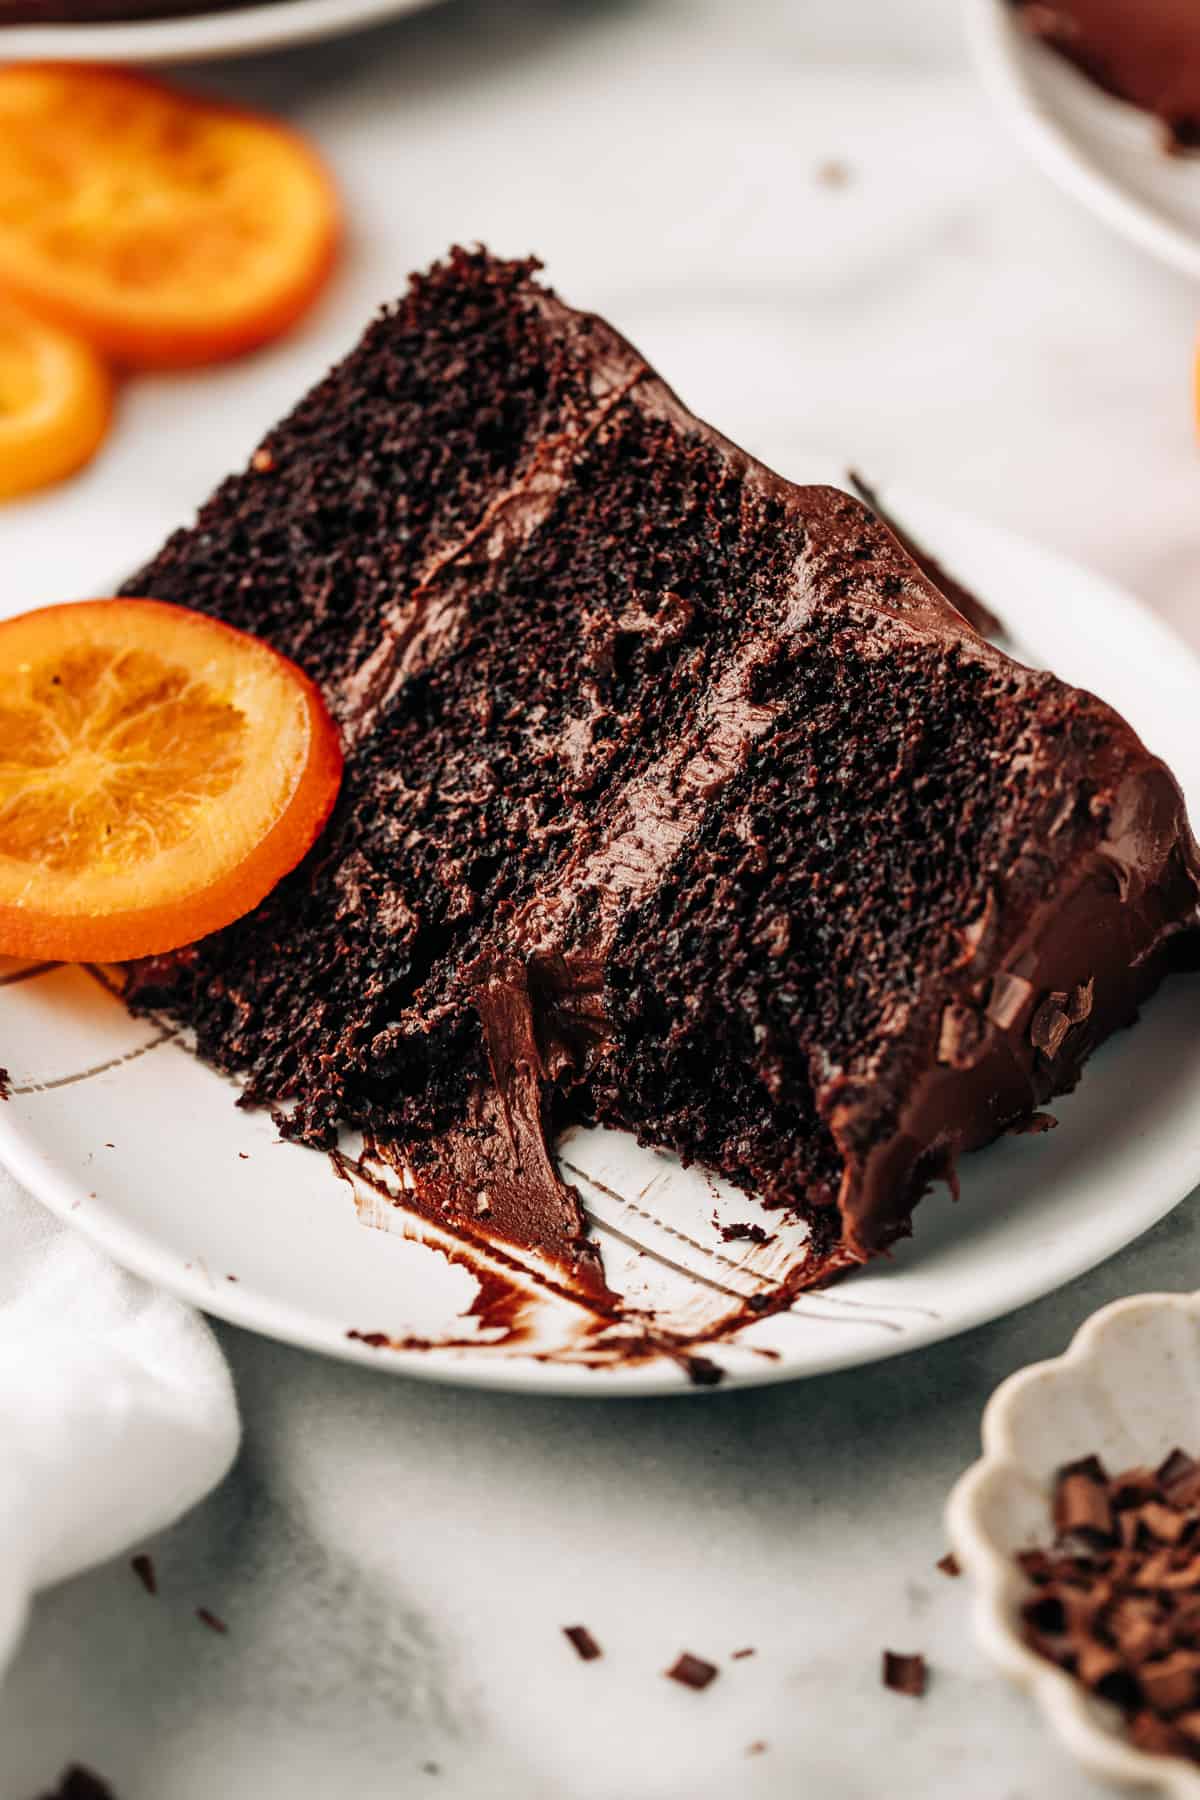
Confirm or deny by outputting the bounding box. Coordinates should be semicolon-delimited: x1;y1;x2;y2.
946;1291;1200;1796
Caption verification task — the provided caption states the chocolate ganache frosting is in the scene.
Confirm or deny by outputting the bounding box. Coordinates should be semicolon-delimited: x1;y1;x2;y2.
122;248;1200;1306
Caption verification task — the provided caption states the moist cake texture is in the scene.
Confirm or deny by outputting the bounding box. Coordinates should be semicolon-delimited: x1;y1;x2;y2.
124;248;1200;1291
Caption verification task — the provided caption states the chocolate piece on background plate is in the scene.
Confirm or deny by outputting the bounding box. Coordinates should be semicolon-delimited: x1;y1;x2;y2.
882;1650;927;1697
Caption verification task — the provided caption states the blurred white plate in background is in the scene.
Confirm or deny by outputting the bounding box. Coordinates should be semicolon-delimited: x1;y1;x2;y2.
0;0;443;65
967;0;1200;281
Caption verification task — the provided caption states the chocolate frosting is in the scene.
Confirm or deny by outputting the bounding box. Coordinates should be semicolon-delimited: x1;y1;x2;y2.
121;250;1200;1361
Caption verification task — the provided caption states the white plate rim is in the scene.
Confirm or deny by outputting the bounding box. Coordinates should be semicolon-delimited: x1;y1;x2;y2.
965;0;1200;283
0;0;440;66
2;485;1199;1397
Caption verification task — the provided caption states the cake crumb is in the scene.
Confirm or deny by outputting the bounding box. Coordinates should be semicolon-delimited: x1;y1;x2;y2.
37;1767;117;1800
815;158;851;187
936;1552;961;1578
130;1553;156;1596
746;1741;768;1757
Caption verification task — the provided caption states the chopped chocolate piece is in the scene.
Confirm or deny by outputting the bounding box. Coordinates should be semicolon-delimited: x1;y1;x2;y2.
1111;1467;1162;1509
1139;1502;1191;1546
936;1552;961;1578
1140;1651;1200;1715
1159;1450;1200;1509
666;1652;719;1691
1054;1457;1115;1543
684;1356;724;1388
1031;992;1072;1061
130;1552;156;1596
195;1607;227;1635
1076;1641;1137;1707
36;1770;116;1800
731;1646;756;1659
882;1650;927;1697
563;1625;602;1662
1021;1442;1200;1764
987;970;1034;1031
1130;1710;1187;1758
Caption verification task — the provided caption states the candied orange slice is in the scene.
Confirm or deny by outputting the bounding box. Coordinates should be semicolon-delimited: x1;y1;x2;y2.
0;296;112;500
0;65;341;369
0;599;343;961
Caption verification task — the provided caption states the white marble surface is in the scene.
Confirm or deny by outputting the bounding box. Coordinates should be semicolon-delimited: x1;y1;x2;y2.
3;0;1200;1794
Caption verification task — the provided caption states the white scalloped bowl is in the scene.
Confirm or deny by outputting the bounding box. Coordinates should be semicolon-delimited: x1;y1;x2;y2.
947;1293;1200;1795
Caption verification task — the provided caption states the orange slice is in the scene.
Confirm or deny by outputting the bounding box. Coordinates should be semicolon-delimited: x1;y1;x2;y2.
0;295;113;500
0;64;341;369
0;599;343;961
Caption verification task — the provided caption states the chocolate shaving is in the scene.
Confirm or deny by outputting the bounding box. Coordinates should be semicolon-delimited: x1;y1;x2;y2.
1020;1442;1200;1764
731;1646;756;1659
882;1650;926;1697
666;1652;719;1690
563;1625;602;1662
1067;977;1094;1024
1053;1456;1114;1544
986;969;1033;1031
0;1068;9;1102
130;1553;156;1596
195;1607;227;1635
1160;1450;1200;1509
1031;992;1072;1060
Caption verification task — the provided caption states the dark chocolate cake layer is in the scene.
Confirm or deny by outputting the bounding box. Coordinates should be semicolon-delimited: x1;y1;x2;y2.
1011;0;1200;148
124;248;1200;1288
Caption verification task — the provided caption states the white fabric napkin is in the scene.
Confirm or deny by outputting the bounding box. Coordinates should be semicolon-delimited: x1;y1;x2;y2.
0;1166;239;1679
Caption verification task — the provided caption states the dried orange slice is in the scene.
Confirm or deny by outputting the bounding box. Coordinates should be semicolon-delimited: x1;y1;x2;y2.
0;599;343;961
0;65;341;369
0;296;112;500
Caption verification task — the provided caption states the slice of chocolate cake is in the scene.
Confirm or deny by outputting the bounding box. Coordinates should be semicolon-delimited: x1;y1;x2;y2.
123;248;1200;1295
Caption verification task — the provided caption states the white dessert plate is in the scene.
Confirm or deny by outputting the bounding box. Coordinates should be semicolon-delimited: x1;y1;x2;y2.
947;1291;1200;1795
967;0;1200;282
2;483;1199;1396
0;0;442;66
